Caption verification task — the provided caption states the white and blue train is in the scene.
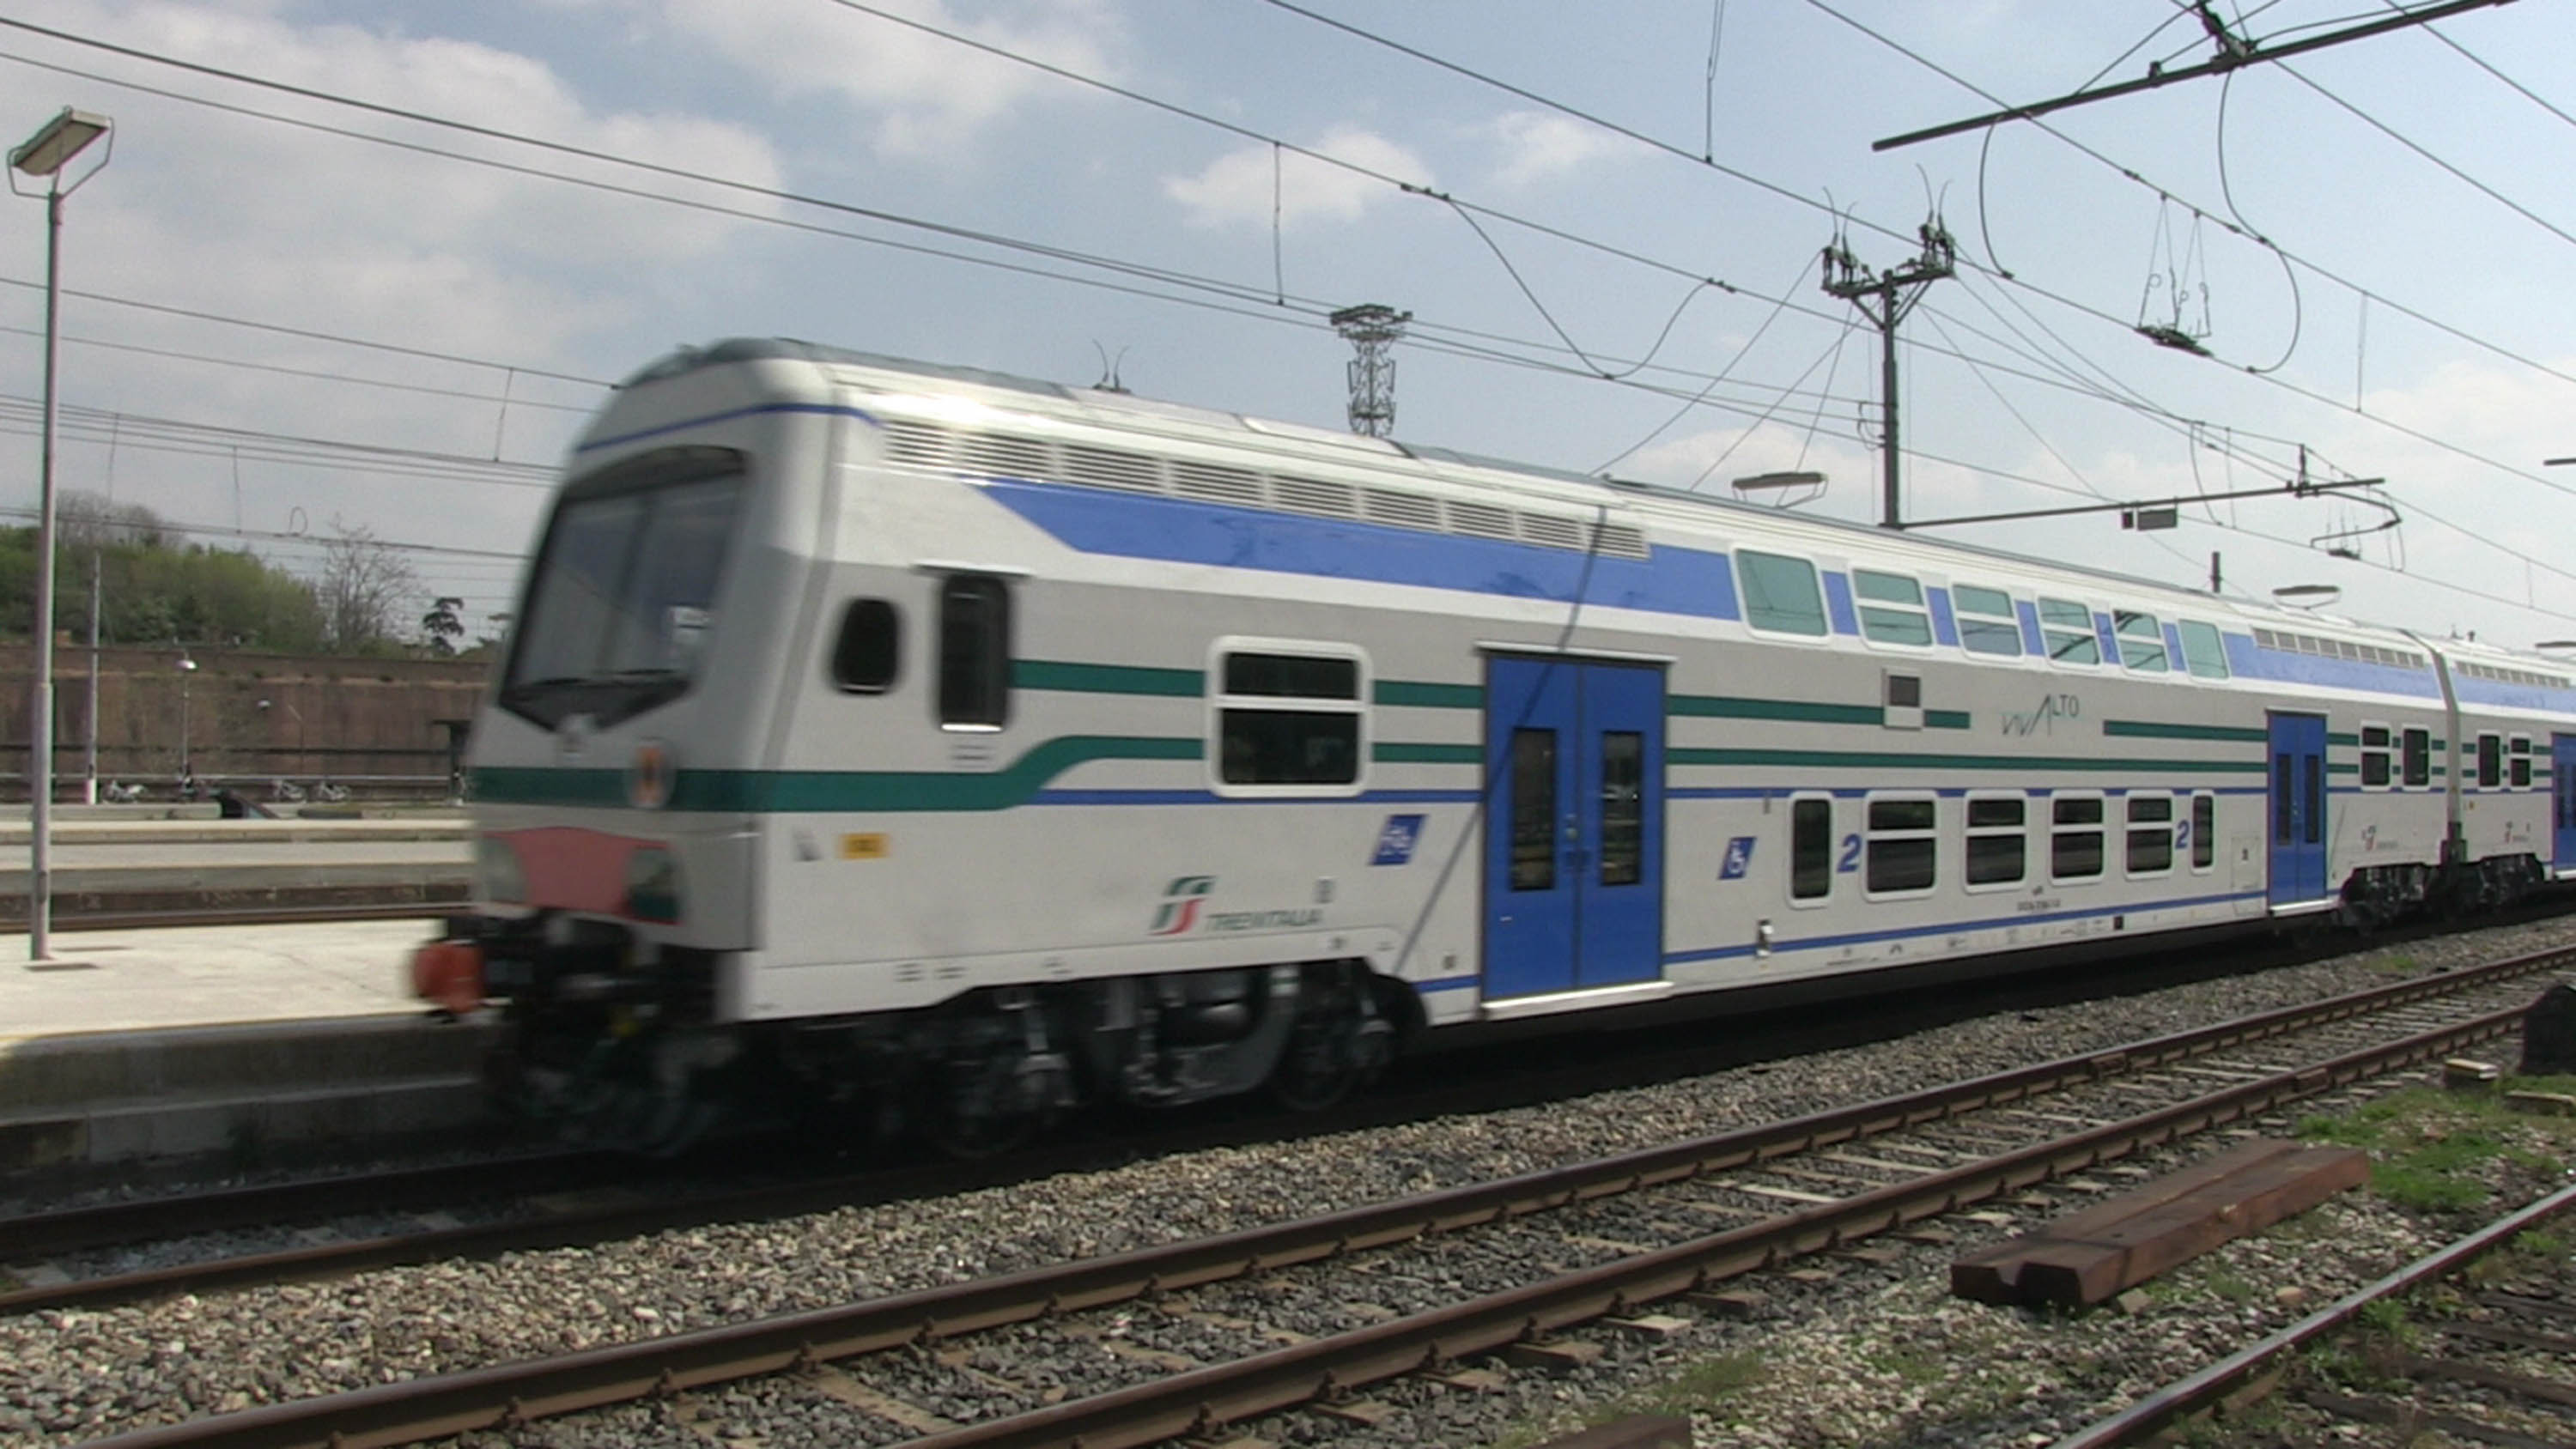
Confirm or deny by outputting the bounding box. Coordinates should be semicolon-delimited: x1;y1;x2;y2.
414;338;2576;1151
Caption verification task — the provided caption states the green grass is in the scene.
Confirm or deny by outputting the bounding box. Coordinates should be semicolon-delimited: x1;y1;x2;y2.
1861;1344;1945;1387
2297;1082;2576;1214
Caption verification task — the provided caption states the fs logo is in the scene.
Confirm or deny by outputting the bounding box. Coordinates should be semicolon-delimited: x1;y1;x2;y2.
1370;814;1425;866
1149;876;1217;935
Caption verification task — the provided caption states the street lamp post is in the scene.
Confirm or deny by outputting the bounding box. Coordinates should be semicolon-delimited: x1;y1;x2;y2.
175;653;196;783
10;106;112;963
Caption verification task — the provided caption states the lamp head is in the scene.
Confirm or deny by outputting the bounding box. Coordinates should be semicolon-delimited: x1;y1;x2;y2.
10;108;109;179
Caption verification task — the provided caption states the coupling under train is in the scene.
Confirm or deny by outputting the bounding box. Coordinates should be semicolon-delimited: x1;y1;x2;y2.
411;337;2576;1152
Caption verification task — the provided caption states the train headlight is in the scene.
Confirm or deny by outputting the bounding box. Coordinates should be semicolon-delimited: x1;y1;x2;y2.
624;846;683;923
476;834;526;904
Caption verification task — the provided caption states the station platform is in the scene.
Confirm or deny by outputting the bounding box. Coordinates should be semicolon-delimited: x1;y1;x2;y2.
0;821;472;925
0;919;494;1175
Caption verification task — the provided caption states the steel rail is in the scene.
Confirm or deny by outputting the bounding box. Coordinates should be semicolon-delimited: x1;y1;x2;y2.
20;938;2564;1319
2048;1179;2576;1449
73;952;2562;1449
891;1003;2530;1449
0;1152;614;1262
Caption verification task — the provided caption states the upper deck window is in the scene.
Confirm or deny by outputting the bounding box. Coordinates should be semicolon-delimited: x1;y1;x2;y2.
2038;598;2099;665
1853;570;1932;647
501;446;748;729
1738;551;1828;637
1952;585;2022;658
2115;611;2170;673
2176;621;2229;680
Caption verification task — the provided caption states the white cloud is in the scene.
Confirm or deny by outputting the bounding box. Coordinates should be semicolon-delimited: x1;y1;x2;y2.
1163;126;1431;230
647;0;1121;160
1479;111;1623;188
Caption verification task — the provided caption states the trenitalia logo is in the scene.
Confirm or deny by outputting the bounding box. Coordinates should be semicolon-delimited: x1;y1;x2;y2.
1149;876;1216;935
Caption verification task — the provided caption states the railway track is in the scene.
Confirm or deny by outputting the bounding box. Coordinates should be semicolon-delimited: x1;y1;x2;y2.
2054;1179;2576;1447
59;938;2574;1449
12;894;463;933
9;925;2562;1320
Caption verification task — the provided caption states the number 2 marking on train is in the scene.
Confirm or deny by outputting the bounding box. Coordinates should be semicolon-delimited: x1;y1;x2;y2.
1837;834;1862;874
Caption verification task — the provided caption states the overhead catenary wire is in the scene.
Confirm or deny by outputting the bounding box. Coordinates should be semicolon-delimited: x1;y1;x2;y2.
9;9;2567;629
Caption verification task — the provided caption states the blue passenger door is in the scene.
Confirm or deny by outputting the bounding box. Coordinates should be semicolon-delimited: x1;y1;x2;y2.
2554;735;2576;872
2267;712;2329;906
1482;655;1665;997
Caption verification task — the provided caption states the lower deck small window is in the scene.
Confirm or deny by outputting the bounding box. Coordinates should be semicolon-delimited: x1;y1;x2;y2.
1215;646;1364;788
938;576;1012;728
2402;728;2431;786
2477;733;2503;789
2126;795;2174;875
2512;736;2532;789
1790;797;1832;901
2360;724;2391;789
2191;792;2215;870
830;598;900;693
1965;795;2026;887
2052;795;2105;881
1865;796;1936;894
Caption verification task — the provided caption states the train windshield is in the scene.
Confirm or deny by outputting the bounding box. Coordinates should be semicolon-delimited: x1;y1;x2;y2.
501;445;748;729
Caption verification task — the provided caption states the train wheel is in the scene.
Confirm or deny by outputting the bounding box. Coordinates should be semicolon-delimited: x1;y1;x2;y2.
1266;964;1385;1113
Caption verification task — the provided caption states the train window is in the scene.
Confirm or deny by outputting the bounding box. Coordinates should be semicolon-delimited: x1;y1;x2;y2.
2402;728;2432;786
937;575;1012;729
2176;621;2229;680
1964;794;2026;888
2051;795;2105;881
1213;646;1365;790
2190;793;2215;870
1738;550;1829;637
829;599;900;694
1854;570;1933;647
2477;732;2503;789
2360;724;2392;790
2512;735;2533;788
1599;732;1644;886
1508;730;1555;891
1952;585;2022;658
2114;611;2170;673
2126;795;2175;875
501;446;748;729
1789;796;1832;903
2038;598;2100;665
1864;796;1936;895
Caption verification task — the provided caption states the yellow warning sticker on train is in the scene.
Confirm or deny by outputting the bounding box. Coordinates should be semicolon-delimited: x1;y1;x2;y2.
839;833;890;860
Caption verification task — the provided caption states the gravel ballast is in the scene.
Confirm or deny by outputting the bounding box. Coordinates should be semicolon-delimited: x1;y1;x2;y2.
3;917;2571;1447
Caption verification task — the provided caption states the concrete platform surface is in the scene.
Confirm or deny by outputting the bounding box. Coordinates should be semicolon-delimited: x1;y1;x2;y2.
0;919;443;1041
0;919;492;1173
0;815;471;846
0;840;471;899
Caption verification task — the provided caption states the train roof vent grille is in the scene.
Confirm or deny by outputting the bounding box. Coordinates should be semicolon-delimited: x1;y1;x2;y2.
1591;522;1650;559
1516;512;1585;550
1268;475;1359;519
955;432;1048;480
1445;500;1516;541
1060;443;1164;494
1170;460;1263;506
1361;488;1442;530
2253;627;2426;672
881;418;952;468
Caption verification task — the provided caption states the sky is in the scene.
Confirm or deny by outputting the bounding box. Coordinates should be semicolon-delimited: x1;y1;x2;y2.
2;0;2573;650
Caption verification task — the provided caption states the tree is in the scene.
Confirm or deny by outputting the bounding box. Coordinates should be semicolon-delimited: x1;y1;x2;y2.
315;523;423;653
420;596;465;654
56;490;167;551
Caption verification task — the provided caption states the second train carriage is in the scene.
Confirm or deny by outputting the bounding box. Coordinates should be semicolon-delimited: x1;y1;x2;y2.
416;338;2576;1149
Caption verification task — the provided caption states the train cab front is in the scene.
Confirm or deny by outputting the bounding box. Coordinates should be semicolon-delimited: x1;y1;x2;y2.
414;397;799;1153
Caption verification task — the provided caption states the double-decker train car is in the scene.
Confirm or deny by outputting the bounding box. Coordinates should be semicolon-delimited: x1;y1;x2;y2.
411;338;2576;1152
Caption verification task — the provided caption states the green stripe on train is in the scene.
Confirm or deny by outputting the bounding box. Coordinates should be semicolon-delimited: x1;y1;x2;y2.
477;735;1206;813
2100;720;2269;743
